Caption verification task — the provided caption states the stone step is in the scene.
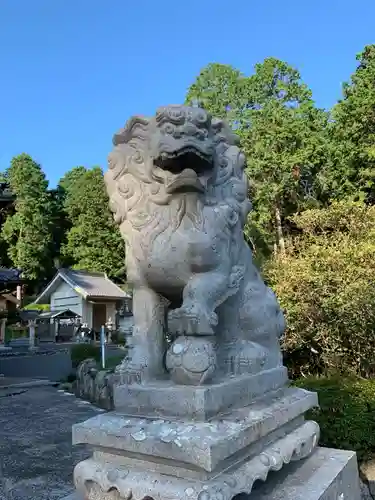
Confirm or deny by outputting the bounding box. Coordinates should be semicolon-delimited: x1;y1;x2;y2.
253;447;360;499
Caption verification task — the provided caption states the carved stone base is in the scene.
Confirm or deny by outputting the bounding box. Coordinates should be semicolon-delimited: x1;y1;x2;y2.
72;386;320;499
113;366;288;420
74;420;319;500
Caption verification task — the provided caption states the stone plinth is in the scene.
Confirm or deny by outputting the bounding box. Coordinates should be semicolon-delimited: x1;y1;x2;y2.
68;448;361;500
73;386;321;499
252;447;361;500
113;367;288;420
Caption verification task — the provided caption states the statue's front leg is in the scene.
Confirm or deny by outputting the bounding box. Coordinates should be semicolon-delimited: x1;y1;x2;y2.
168;269;233;336
120;285;166;382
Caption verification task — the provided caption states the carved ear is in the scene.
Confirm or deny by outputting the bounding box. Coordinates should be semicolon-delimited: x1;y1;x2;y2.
113;116;150;146
113;128;128;146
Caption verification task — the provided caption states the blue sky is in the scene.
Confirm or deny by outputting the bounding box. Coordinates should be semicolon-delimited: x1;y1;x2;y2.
1;0;374;187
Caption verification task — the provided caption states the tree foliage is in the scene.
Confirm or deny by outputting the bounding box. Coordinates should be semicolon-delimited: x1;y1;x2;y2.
60;166;125;280
1;154;54;288
265;200;375;378
326;45;375;201
186;58;329;255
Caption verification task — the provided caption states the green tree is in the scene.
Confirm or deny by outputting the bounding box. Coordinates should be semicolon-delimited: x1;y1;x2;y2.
186;63;248;122
1;154;54;288
265;200;375;378
0;170;13;267
48;185;69;268
186;58;328;255
326;45;375;201
61;166;126;279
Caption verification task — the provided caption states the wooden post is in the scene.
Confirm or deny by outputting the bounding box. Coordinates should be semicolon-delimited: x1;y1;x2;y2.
16;285;22;307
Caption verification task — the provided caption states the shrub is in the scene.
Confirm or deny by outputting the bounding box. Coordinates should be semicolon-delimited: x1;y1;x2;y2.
265;200;375;378
71;344;101;368
110;330;127;346
71;344;126;371
66;373;77;383
23;303;50;311
297;376;375;461
102;353;126;371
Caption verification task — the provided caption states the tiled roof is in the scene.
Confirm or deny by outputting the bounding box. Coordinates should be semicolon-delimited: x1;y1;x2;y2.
34;268;129;304
0;268;22;284
60;269;128;299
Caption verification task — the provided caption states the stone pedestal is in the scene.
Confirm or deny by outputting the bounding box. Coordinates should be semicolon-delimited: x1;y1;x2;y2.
70;447;360;500
72;383;323;500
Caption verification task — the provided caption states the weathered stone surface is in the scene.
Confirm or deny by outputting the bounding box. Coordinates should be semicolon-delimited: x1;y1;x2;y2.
114;366;288;420
74;424;318;500
165;336;217;385
74;387;318;474
71;448;361;500
253;447;361;500
74;359;115;410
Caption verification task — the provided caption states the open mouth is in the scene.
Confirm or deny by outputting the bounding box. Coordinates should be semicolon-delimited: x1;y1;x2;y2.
155;143;213;194
154;147;213;175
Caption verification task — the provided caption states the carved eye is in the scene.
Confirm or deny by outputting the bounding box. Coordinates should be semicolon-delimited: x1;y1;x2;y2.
164;123;175;135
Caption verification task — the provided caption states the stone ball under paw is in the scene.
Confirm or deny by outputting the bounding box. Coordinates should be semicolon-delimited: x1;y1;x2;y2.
165;336;217;385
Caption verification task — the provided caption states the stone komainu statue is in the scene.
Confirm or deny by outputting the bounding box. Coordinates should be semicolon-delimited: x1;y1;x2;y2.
105;105;285;385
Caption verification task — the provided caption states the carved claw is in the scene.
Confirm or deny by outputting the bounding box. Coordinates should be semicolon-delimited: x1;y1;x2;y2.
229;265;245;290
168;305;217;336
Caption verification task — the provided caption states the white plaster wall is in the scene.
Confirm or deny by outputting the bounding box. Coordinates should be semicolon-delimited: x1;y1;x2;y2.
81;300;93;327
50;280;83;316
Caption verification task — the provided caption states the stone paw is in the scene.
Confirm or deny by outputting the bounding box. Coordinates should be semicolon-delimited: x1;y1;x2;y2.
168;304;217;336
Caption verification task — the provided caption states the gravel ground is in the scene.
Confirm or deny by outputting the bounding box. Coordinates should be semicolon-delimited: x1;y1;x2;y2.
0;386;102;500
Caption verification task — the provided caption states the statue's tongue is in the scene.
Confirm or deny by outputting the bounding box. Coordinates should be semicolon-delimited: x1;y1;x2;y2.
166;169;204;193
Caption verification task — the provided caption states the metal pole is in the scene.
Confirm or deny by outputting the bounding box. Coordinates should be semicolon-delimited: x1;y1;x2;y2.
100;324;106;369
